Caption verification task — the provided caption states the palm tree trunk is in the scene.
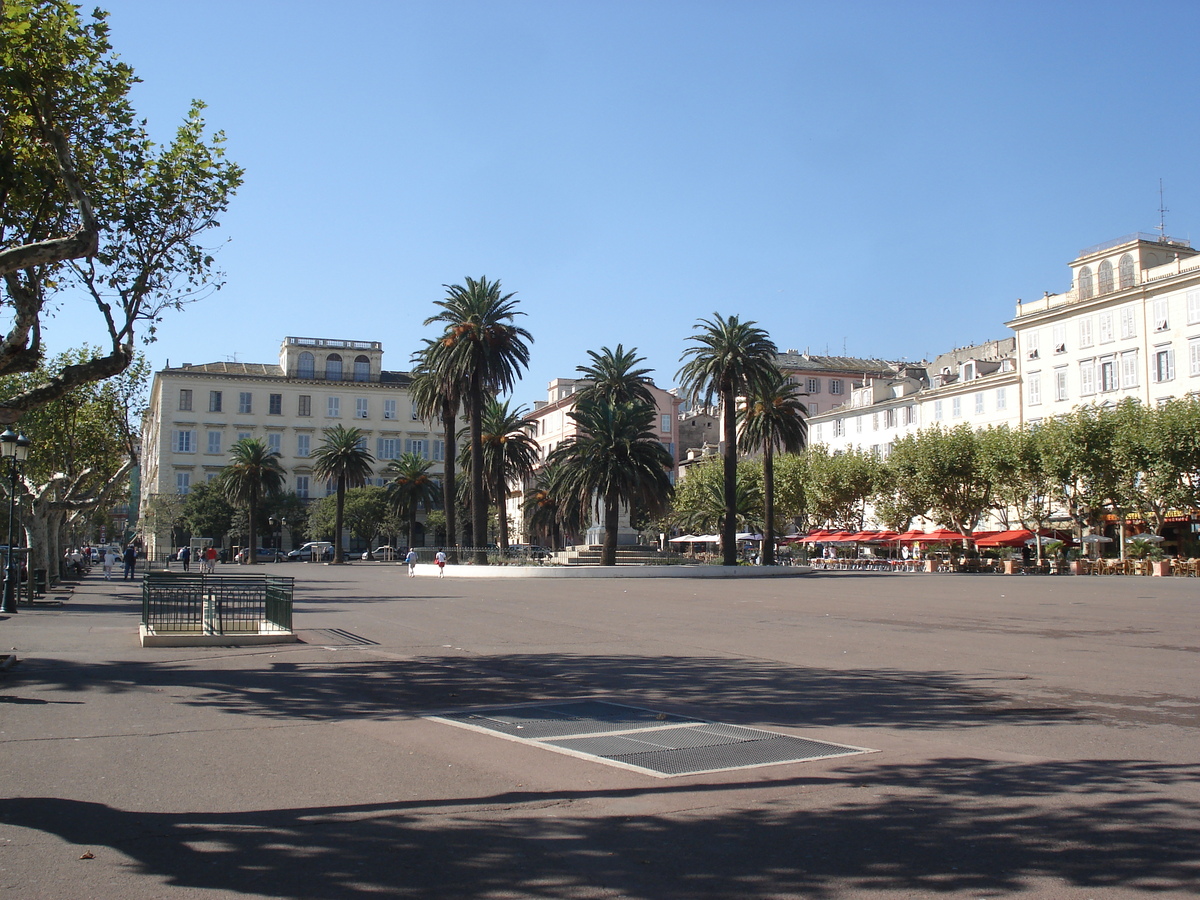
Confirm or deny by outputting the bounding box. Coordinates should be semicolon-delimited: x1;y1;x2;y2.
721;384;738;566
762;441;775;566
247;489;258;565
333;476;346;563
496;466;509;552
408;508;418;551
469;374;487;565
602;491;619;566
441;401;458;563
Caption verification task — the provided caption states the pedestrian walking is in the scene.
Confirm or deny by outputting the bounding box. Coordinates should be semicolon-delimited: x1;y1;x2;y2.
178;545;191;572
204;545;218;574
405;548;418;577
102;548;117;581
434;548;446;578
122;545;137;580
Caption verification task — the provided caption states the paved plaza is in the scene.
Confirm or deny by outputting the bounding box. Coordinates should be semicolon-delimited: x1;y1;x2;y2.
1;565;1197;899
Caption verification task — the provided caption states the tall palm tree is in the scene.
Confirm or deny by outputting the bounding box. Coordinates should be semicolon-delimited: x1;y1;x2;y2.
410;339;463;558
738;368;808;565
574;344;657;408
311;424;375;563
549;396;674;566
677;313;778;565
383;452;441;551
460;397;539;553
217;437;286;563
425;276;532;564
523;461;588;551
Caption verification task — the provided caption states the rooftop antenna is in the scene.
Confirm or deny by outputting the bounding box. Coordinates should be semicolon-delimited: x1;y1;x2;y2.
1157;178;1169;242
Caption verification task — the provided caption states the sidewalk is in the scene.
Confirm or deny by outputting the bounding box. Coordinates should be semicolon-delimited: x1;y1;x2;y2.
2;567;1198;898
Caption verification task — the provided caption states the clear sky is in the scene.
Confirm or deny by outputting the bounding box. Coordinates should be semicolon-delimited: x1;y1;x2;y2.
37;0;1200;406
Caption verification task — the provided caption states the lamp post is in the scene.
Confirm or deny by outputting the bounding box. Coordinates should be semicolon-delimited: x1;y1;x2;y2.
2;429;31;615
268;515;287;560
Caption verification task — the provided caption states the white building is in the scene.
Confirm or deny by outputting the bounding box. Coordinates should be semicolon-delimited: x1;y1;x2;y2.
140;337;443;557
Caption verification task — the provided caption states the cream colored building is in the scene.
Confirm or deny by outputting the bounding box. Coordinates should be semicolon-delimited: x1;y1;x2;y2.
139;337;443;557
1008;233;1200;419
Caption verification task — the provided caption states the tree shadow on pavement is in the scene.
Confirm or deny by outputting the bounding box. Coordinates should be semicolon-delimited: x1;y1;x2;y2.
2;757;1198;898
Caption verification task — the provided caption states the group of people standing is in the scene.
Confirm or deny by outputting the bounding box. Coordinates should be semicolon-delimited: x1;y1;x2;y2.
405;548;447;577
99;545;139;581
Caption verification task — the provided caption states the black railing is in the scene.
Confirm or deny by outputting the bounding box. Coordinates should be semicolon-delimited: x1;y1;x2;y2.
142;572;294;634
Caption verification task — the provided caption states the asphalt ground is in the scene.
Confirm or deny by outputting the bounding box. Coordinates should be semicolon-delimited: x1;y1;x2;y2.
1;563;1197;899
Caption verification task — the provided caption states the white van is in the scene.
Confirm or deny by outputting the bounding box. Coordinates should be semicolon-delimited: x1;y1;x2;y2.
286;541;333;562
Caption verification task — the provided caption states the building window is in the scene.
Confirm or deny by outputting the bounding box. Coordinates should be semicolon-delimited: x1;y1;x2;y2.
411;400;420;421
1191;339;1200;377
207;431;222;454
884;408;896;428
808;402;818;415
806;378;820;394
1052;323;1066;354
1099;359;1117;392
298;395;311;417
377;438;399;459
1054;368;1068;402
1080;361;1095;396
179;389;192;411
1099;312;1114;343
295;475;309;499
933;400;943;420
325;353;343;381
951;397;961;418
269;394;282;415
1079;317;1094;348
1119;254;1135;289
174;429;196;453
661;414;671;433
1189;290;1200;325
434;440;445;462
237;430;252;442
384;399;396;420
1153;297;1169;331
1078;266;1093;300
405;439;429;459
238;392;252;415
1027;374;1041;406
267;433;281;454
975;392;984;415
833;419;845;437
1026;331;1040;360
1154;347;1175;383
1120;307;1137;340
356;398;369;419
176;472;191;494
327;396;340;417
829;379;843;395
297;433;311;457
855;414;862;433
1098;259;1114;294
1121;350;1139;389
354;356;370;382
995;387;1006;411
298;352;315;379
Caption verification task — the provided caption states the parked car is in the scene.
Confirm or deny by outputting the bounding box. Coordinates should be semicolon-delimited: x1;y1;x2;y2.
287;541;334;561
236;547;287;563
362;546;397;561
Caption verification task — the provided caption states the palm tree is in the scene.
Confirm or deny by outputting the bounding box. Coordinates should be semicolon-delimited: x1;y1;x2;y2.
425;276;532;564
217;437;286;563
383;452;441;550
549;396;674;566
311;424;375;563
410;339;463;558
738;368;808;565
574;344;657;408
460;397;539;553
523;461;588;551
676;313;778;565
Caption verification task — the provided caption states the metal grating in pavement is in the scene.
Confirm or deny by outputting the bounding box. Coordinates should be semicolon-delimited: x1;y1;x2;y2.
429;700;872;777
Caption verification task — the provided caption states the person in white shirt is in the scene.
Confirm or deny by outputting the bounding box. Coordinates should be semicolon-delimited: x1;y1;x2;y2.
434;549;447;578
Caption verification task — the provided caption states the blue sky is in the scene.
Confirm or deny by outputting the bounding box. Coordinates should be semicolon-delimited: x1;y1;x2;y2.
38;0;1200;404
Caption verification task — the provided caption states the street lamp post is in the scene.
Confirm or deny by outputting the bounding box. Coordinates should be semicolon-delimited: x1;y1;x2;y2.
2;429;31;615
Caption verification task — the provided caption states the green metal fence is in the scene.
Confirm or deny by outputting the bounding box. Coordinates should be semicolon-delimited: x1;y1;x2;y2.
142;572;294;634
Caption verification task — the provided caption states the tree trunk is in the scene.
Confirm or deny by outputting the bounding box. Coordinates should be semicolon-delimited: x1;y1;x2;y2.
469;374;487;565
441;401;458;563
497;466;510;552
721;384;738;566
601;491;619;566
332;477;344;563
762;442;775;566
247;489;259;564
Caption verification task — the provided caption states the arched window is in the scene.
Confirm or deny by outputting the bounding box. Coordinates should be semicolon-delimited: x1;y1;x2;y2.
1098;259;1114;294
297;352;315;379
325;353;343;381
353;355;370;382
1078;266;1093;300
1119;253;1135;289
